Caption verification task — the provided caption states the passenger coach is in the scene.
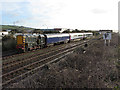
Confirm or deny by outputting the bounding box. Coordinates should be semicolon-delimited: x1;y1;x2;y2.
45;33;70;45
69;33;84;41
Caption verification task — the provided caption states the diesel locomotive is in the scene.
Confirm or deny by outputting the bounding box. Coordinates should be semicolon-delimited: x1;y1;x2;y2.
16;33;93;52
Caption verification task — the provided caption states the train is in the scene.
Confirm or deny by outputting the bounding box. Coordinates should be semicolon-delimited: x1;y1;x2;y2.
16;33;93;52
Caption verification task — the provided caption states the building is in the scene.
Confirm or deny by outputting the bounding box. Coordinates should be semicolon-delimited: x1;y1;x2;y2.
99;30;112;34
39;28;68;33
40;29;55;31
54;28;68;33
0;32;8;36
39;28;74;33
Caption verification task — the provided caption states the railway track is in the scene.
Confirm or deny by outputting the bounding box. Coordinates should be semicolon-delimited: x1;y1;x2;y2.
2;43;67;60
2;45;66;66
2;44;76;74
0;40;93;87
2;41;79;66
2;45;59;60
1;36;101;87
2;50;17;58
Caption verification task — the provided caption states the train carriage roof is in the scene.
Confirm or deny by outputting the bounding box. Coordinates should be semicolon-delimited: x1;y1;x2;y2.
69;33;84;36
33;33;45;37
16;34;45;37
45;33;69;38
83;32;93;34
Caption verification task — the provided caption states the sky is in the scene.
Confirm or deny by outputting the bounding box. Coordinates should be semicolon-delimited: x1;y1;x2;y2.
0;0;119;32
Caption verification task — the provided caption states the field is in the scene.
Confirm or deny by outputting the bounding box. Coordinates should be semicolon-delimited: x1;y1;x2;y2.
7;33;120;88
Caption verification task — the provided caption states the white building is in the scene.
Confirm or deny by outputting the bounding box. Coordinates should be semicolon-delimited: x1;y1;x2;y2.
54;28;68;33
0;32;8;36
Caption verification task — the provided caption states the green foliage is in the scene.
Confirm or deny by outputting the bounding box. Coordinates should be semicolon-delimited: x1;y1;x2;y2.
2;35;15;41
33;29;43;34
71;30;93;33
113;85;120;90
63;29;71;33
92;31;100;36
2;35;16;51
1;25;34;33
72;29;81;33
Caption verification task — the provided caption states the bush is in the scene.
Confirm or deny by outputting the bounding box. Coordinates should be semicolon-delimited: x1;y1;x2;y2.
2;35;16;51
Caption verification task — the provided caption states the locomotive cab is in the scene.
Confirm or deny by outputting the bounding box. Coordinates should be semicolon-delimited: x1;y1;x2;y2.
16;35;26;52
16;34;46;53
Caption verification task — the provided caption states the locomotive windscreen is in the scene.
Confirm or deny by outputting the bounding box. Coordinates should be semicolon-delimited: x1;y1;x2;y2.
17;35;23;44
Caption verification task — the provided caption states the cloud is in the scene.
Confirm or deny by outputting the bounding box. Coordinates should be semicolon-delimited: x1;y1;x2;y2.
27;0;66;17
1;2;22;12
23;0;68;27
0;0;26;2
13;19;26;24
91;8;107;14
21;0;118;30
1;2;31;25
1;0;119;30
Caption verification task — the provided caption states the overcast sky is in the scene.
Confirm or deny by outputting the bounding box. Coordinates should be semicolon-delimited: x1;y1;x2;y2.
0;0;119;32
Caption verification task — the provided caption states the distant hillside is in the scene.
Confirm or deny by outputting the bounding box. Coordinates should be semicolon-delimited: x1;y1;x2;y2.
0;25;59;33
0;25;35;33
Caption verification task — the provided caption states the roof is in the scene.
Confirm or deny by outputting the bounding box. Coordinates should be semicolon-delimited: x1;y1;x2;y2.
99;30;112;32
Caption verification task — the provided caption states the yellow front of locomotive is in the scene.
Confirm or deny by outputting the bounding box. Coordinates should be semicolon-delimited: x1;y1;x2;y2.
16;35;26;52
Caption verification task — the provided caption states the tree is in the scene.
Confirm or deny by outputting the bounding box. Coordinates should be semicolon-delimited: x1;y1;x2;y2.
72;29;81;33
43;30;60;34
62;29;71;33
33;29;43;34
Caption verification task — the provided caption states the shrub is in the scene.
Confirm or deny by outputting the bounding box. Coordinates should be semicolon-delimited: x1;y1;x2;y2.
2;35;16;51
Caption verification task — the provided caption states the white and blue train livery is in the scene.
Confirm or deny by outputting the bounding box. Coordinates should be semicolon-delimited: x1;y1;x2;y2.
45;33;70;45
69;33;84;40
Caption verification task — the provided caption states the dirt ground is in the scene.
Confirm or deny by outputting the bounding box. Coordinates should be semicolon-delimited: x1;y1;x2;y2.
8;33;120;88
